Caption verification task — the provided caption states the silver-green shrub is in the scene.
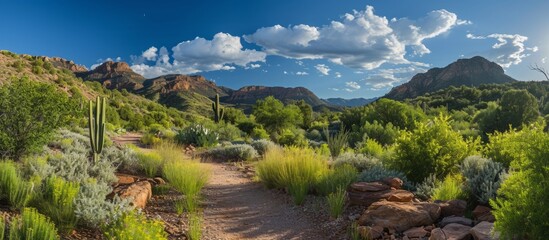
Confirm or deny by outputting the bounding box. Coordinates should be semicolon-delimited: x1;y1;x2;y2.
332;153;382;172
250;139;278;156
203;144;258;162
176;124;219;147
415;173;439;200
460;155;507;204
357;165;412;190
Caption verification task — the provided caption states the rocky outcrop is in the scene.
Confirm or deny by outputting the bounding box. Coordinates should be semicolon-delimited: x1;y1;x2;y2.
224;85;328;107
470;221;499;240
472;205;496;222
348;181;414;206
113;181;152;209
385;56;516;100
437;199;467;217
77;61;146;91
39;56;88;72
358;201;441;232
139;74;228;98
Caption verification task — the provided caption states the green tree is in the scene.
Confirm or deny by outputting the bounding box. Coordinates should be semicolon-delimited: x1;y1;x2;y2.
294;100;313;129
498;89;539;129
253;96;302;134
0;78;74;160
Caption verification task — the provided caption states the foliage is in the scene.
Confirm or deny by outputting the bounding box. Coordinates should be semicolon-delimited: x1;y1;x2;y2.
431;174;466;201
295;100;313;129
460;156;507;205
332;153;381;172
357;165;411;189
176;124;219;147
483;127;534;168
0;161;33;210
154;141;183;164
357;138;384;159
316;164;357;196
250;139;278;156
137;152;163;177
253;96;303;134
415;174;439;201
359;121;400;146
162;161;210;212
275;128;307;147
491;127;549;239
104;211;167;240
187;212;203;240
0;78;75;160
0;216;4;240
325;127;350;159
8;208;59;240
256;147;328;205
326;187;346;218
203;144;258;162
390;114;479;183
34;176;79;233
141;133;162;146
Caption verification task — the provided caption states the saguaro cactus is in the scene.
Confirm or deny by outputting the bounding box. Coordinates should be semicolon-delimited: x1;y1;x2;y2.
212;94;224;123
88;96;106;163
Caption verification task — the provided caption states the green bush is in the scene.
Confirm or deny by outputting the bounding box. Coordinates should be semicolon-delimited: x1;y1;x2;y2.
491;127;549;238
332;153;381;172
203;144;258;162
432;174;466;201
484;128;531;168
256;147;328;205
162;161;210;212
187;212;203;240
251;126;270;139
9;208;59;240
137;152;163;177
358;138;384;158
35;176;79;233
104;211;167;240
460;156;507;204
176;124;219;147
250;139;278;156
316;164;357;196
390;114;479;183
276;128;308;147
325;127;350;158
415;174;439;201
357;165;412;190
326;187;346;218
0;161;32;210
141;133;162;146
0;216;4;240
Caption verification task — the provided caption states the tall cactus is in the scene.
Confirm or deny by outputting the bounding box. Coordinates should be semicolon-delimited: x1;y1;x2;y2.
212;94;224;123
88;96;106;163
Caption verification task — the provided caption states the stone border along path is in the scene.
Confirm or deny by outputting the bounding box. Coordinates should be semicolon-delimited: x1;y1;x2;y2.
200;162;328;240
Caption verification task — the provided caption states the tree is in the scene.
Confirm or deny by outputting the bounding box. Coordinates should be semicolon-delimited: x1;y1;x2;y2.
498;89;539;129
294;100;313;129
0;78;74;160
253;96;302;133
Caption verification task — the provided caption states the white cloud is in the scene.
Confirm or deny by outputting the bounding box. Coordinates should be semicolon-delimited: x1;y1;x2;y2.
335;72;342;78
364;66;427;89
315;64;330;75
90;57;122;70
296;71;309;75
250;63;261;69
466;33;538;68
542;57;547;64
245;5;467;70
130;33;266;78
345;81;361;92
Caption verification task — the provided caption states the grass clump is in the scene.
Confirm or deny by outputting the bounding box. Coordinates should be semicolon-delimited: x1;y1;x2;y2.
256;147;328;205
432;174;466;201
325;127;350;159
137;152;163;177
187;212;203;240
163;161;210;212
155;141;183;163
35;176;80;234
316;164;357;196
0;217;4;240
9;208;59;240
0;161;33;210
326;187;346;218
104;211;167;240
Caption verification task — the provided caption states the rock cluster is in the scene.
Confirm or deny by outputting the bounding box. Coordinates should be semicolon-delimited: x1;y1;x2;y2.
111;173;167;209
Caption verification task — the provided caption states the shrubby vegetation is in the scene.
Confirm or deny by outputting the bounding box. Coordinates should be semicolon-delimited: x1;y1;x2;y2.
203;144;258;162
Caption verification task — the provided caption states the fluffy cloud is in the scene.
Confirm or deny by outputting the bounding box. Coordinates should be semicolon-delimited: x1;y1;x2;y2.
296;71;309;75
315;64;330;75
364;66;427;90
130;33;266;78
245;5;467;70
335;72;342;78
466;33;538;68
345;81;361;92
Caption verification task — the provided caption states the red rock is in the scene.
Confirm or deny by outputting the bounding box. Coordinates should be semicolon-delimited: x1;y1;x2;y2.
114;181;152;209
382;177;404;189
470;221;500;240
116;174;137;185
357;225;384;240
472;206;495;222
358;201;440;232
437;199;467;217
441;223;472;240
403;227;429;238
348;189;414;206
350;182;391;192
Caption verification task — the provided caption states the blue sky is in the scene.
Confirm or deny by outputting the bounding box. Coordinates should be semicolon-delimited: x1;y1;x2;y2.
1;0;548;99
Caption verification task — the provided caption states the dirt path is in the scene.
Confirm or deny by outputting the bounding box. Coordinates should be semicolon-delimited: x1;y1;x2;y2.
201;163;328;240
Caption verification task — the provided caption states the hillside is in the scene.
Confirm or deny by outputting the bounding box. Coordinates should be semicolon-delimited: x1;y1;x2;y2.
385;56;517;100
324;97;377;107
77;61;146;91
223;86;327;107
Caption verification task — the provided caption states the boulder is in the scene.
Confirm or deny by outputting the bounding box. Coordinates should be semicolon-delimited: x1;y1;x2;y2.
440;216;473;227
358;201;441;232
116;174;137;185
470;221;499;240
382;177;404;189
430;228;446;240
114;181;152;209
441;223;472;240
472;206;495;222
350;182;391;192
437;199;467;217
357;225;384;240
403;227;429;238
348;189;414;206
153;177;167;185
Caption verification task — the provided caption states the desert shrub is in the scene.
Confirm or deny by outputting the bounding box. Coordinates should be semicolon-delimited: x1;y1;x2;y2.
103;145;139;174
162;161;210;212
154;141;182;164
325;127;350;158
250;139;278;156
74;179;133;228
415;174;439;201
251;126;270;139
483;128;531;168
490;127;549;238
137;152;163;177
9;208;59;240
316;164;357;196
176;124;219;147
203;144;258;162
357;138;384;158
460;156;507;204
187;212;203;240
276;128;308;147
326;187;346;218
104;211;167;240
141;133;162;146
46;151;117;185
305;129;323;141
390;114;479;183
0;216;4;240
34;176;79;233
0;78;75;160
0;161;33;210
315;143;331;157
432;174;466;201
332;153;381;172
357;165;412;189
256;147;328;205
210;122;243;142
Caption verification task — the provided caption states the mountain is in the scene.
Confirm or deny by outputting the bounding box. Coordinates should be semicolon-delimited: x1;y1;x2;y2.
384;56;517;100
77;61;146;91
323;97;377;107
222;86;328;107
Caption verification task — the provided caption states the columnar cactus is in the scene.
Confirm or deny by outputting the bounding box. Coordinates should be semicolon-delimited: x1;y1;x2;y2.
88;96;106;163
212;94;224;123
